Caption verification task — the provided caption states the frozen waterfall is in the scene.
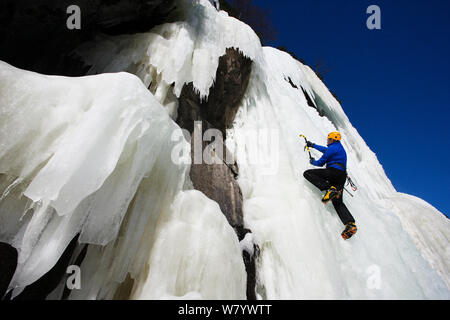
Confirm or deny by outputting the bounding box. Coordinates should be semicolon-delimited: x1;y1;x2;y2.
0;0;448;300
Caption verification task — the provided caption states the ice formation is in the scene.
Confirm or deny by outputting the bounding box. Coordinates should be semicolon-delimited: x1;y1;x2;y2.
0;59;246;299
227;46;450;299
76;0;262;103
131;190;246;300
0;0;449;300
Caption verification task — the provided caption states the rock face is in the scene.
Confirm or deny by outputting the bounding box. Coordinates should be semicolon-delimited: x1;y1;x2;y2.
0;0;177;75
0;242;17;299
177;48;253;136
177;48;258;299
190;150;244;228
177;48;252;229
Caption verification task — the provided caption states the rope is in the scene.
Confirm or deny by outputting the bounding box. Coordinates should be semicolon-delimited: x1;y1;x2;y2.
346;176;357;192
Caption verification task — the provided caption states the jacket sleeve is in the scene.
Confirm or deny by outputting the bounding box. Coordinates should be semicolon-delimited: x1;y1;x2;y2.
312;147;332;167
312;144;327;153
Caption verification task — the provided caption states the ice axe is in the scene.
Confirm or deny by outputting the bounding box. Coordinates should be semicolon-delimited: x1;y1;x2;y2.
299;134;313;160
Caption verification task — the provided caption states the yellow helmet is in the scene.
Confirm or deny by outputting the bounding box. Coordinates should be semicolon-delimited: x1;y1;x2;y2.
328;131;341;141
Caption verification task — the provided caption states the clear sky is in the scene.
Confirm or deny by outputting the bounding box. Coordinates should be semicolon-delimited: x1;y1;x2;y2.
253;0;450;218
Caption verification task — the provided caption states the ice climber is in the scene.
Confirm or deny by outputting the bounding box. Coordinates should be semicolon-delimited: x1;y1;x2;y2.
303;132;357;240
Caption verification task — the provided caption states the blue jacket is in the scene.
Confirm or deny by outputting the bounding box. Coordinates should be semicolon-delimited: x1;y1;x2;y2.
311;141;347;171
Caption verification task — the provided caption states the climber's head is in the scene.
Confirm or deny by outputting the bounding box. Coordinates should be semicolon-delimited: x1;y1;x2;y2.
327;131;341;145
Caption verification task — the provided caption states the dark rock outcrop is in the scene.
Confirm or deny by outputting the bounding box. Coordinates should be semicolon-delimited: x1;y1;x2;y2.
236;228;259;300
177;48;252;228
177;48;253;137
0;242;17;299
190;147;244;228
177;48;258;299
0;0;177;75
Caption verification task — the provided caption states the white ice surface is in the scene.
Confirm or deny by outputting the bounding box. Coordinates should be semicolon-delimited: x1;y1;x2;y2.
131;190;246;300
0;59;246;299
76;0;262;102
0;60;191;291
226;46;450;299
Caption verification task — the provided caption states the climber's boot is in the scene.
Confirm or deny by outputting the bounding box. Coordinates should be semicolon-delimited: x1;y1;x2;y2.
341;222;357;240
322;186;340;203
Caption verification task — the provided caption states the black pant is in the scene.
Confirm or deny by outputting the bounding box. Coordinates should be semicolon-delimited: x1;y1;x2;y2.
303;168;355;225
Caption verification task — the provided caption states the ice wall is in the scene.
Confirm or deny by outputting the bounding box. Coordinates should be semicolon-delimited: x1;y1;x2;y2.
131;190;246;300
227;46;450;299
75;0;262;114
0;60;247;299
389;193;450;289
0;60;184;292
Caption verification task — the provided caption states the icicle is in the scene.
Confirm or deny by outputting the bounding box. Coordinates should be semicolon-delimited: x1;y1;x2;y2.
0;177;23;202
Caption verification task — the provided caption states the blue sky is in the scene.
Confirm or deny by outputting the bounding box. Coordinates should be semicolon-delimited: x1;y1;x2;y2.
254;0;450;218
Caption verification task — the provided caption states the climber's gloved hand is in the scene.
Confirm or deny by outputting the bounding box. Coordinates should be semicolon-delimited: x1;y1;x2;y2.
309;158;315;165
306;141;314;148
